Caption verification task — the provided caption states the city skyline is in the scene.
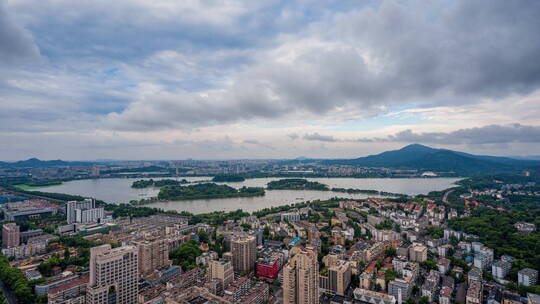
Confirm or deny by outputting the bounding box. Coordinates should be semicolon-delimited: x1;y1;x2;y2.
1;0;540;160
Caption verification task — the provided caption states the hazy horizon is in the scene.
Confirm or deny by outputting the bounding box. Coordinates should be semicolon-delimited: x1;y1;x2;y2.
2;144;540;162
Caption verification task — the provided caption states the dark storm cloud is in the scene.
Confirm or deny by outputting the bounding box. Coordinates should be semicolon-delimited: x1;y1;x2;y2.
0;1;41;65
357;124;540;145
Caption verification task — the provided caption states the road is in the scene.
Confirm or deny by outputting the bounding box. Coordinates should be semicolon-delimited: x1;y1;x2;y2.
442;189;454;204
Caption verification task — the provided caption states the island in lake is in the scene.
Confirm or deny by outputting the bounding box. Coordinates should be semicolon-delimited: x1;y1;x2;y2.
267;178;407;196
211;174;246;182
266;178;330;190
131;179;189;188
157;183;265;200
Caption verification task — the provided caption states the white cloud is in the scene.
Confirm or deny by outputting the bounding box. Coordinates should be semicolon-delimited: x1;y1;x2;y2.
1;0;540;159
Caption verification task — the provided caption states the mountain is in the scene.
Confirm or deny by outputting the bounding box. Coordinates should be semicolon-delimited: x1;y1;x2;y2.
0;158;92;168
323;144;540;175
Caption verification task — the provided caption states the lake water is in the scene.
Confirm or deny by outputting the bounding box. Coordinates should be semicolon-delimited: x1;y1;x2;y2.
31;177;461;214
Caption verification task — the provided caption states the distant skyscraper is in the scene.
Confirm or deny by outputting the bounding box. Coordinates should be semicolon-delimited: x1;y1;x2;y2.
283;247;319;304
91;165;100;177
231;234;256;273
2;223;20;248
87;244;138;304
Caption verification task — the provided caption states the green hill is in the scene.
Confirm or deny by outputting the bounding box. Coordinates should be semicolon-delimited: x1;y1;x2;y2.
323;144;540;175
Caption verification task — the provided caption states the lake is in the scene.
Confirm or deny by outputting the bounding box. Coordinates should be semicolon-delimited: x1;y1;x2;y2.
31;177;461;214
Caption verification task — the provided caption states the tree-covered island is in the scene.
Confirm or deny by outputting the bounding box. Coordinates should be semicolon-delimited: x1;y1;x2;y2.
157;183;265;200
211;174;246;182
131;179;189;188
266;178;330;190
266;178;407;196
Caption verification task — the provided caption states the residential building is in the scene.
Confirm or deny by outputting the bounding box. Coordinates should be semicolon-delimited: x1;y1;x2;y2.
409;243;427;262
388;278;413;302
281;212;301;222
438;258;451;274
514;222;536;234
283;247;319;304
492;260;511;280
133;238;171;278
440;286;453;304
353;288;396;304
209;260;234;288
2;223;20;248
518;268;539;286
466;279;483;304
327;260;351;296
231;234;257;273
86;244;138;304
66;199;104;224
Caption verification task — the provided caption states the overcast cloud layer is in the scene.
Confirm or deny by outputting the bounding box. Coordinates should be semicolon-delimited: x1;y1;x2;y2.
1;0;540;160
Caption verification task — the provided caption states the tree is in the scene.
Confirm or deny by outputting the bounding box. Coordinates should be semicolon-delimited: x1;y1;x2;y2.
385;269;399;282
421;260;438;271
170;241;202;270
241;223;251;232
385;248;397;258
36;295;48;304
418;296;429;304
197;230;209;243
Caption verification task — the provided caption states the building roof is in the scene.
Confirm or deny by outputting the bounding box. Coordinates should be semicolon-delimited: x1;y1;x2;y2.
48;277;89;295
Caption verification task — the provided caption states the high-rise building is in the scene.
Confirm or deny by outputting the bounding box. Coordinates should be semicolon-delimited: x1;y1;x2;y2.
209;260;234;288
75;208;105;224
231;234;256;273
283;247;319;304
91;165;100;177
86;244;138;304
66;199;104;224
133;239;171;278
2;223;20;248
328;260;351;296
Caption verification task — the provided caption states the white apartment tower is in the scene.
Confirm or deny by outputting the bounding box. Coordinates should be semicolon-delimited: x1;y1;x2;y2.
66;199;104;224
86;244;139;304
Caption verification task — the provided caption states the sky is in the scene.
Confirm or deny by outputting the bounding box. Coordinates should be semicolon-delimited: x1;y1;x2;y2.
1;0;540;161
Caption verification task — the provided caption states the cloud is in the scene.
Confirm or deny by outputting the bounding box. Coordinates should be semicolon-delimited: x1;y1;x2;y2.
357;124;540;145
242;139;275;150
0;1;42;65
102;0;540;131
287;133;299;140
303;133;338;142
1;0;540;159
